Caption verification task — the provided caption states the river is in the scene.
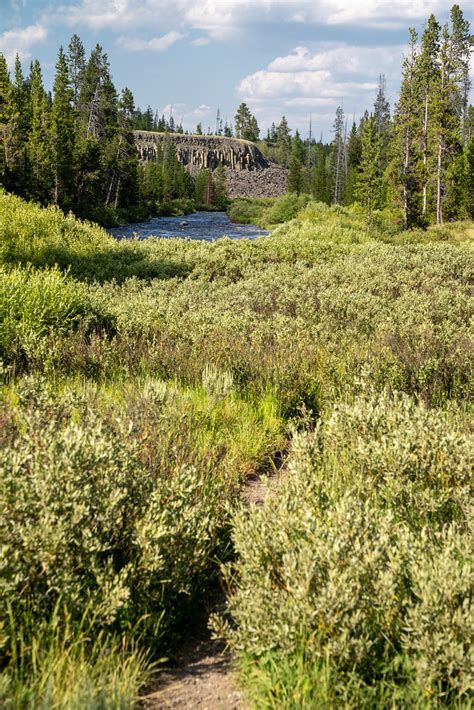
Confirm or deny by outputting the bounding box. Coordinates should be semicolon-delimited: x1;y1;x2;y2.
109;211;269;242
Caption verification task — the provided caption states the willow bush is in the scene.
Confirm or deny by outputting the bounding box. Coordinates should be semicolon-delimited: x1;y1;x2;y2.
219;389;473;706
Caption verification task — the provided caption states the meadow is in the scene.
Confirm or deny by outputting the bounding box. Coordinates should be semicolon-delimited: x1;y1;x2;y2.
0;190;472;707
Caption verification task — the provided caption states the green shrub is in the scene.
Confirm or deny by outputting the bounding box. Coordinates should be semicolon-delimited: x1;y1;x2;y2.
227;197;275;225
0;192;188;282
0;265;108;368
261;193;311;225
219;390;473;704
0;379;230;652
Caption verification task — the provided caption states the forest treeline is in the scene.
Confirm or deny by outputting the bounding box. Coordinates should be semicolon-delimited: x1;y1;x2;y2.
266;5;473;226
0;37;228;223
0;4;472;227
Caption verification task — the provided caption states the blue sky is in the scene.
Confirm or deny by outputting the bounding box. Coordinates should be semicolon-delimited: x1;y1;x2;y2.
1;0;472;138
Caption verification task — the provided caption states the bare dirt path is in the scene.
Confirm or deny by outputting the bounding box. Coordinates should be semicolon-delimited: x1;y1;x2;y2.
141;452;287;710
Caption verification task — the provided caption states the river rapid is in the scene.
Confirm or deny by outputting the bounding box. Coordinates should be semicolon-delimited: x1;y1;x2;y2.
109;211;269;242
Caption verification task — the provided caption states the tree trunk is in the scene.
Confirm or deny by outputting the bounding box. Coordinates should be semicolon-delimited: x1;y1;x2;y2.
436;136;443;224
403;127;410;230
422;93;429;216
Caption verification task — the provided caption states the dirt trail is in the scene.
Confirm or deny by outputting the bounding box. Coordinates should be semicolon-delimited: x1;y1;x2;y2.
141;453;286;710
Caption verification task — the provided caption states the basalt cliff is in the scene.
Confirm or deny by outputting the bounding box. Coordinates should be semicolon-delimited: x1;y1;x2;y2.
134;131;287;198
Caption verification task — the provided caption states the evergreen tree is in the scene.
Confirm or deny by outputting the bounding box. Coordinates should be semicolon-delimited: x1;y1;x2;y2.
450;4;471;145
374;75;391;135
343;121;362;204
195;167;214;206
0;53;20;190
466;133;474;217
275;116;291;166
67;34;85;110
11;54;31;192
51;47;75;208
287;143;303;195
312;143;329;203
234;103;259;141
291;130;305;162
27;60;53;203
143;106;154;131
355;116;384;221
108;87;139;209
418;14;441;218
433;24;459;224
391;28;422;228
214;163;228;208
331;106;345;204
215;108;223;135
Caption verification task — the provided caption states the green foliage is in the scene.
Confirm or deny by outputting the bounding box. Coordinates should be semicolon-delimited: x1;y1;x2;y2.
286;145;303;195
0;192;472;706
234;102;259;142
228;194;310;228
0;373;283;704
219;388;473;705
0;265;102;367
0;191;188;282
0;606;150;709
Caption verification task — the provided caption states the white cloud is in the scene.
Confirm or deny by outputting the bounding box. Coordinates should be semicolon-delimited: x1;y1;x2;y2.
238;43;400;101
268;44;401;77
0;23;47;66
192;104;212;117
236;42;404;135
158;102;212;127
192;36;210;46
53;0;462;38
117;30;185;52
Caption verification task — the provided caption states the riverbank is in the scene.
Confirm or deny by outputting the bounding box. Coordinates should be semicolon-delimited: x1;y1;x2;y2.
76;197;198;228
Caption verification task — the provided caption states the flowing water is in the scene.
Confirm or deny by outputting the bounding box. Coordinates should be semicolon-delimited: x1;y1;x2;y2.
109;211;269;241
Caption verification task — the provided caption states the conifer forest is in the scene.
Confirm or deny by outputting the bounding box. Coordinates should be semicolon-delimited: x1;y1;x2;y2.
0;4;473;709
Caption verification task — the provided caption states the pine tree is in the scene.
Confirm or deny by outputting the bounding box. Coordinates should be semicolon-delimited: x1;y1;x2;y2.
275;116;291;166
343;121;362;204
11;54;31;193
433;24;459;224
466;134;474;217
331;106;345;204
312;143;330;204
287;143;303;195
374;75;391;135
27;60;53;203
214;162;228;208
195;168;214;206
107;87;139;209
67;34;85;110
418;14;441;218
234;103;259;142
215;108;223;135
143;106;154;131
355;116;384;221
392;28;422;228
450;4;471;145
0;53;20;190
51;47;75;208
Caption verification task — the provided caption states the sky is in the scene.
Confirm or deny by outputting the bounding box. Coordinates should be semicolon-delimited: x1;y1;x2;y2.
0;0;472;139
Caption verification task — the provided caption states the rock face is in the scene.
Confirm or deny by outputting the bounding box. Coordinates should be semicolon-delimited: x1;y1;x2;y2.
133;130;288;199
225;164;288;199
